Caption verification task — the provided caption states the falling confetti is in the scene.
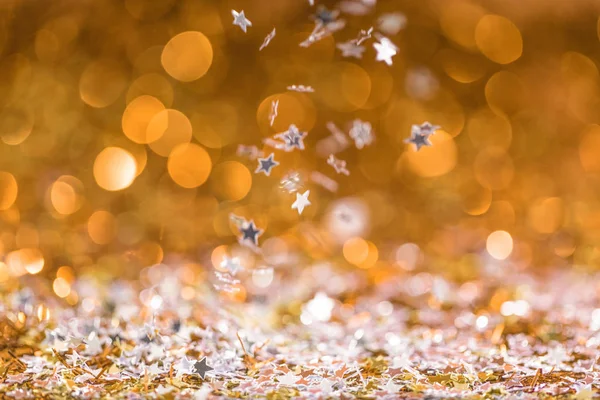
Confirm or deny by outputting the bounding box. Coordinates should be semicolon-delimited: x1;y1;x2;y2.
259;27;276;51
232;10;252;33
291;190;311;215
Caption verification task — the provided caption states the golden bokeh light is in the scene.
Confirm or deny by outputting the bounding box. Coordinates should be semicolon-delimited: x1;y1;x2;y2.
210;161;252;201
439;1;485;50
404;130;457;177
0;106;33;145
147;109;193;156
474;148;514;190
79;58;128;108
167;143;212;188
0;171;18;210
475;15;523;64
122;95;166;144
318;62;371;112
579;124;600;172
527;197;564;234
126;73;174;107
161;31;213;82
50;175;84;216
466;107;512;150
88;210;117;245
343;237;369;266
486;230;513;260
53;277;71;298
93;147;138;191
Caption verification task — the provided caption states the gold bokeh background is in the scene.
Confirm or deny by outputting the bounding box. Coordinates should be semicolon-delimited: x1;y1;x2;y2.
2;0;600;300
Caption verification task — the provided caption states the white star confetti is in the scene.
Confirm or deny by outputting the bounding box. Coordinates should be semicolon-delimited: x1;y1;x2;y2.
412;121;440;137
220;256;243;276
269;99;279;126
327;154;350;175
292;190;311;215
349;119;374;149
336;41;365;59
231;10;252;33
287;84;314;93
259;27;276;51
373;36;397;66
278;371;301;385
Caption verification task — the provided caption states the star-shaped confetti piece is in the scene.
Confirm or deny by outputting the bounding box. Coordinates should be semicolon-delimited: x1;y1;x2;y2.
412;121;440;137
292;190;311;215
255;153;279;176
278;371;301;385
327;154;350;176
349;119;374;149
220;256;243;276
231;10;252;33
279;124;307;151
240;220;263;246
193;357;213;380
336;41;365;59
404;131;432;151
269;99;279;126
373;36;397;66
259;27;276;51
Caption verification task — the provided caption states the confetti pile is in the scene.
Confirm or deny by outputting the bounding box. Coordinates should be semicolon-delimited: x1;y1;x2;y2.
2;0;600;398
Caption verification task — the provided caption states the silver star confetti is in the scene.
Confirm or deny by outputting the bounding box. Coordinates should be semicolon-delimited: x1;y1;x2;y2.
231;10;252;33
255;153;280;176
269;99;279;126
336;41;365;59
327;154;350;175
193;357;213;380
349;119;374;149
286;84;314;93
404;130;432;151
259;27;276;51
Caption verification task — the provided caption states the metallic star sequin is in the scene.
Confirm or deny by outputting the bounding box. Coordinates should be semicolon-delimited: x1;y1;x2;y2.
231;10;252;33
292;190;311;215
255;153;280;176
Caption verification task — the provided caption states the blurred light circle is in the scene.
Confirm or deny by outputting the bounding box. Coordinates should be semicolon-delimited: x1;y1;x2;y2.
88;210;117;245
161;31;213;82
167;143;212;188
0;107;33;145
474;148;514;190
147;109;193;156
93;147;137;191
122;95;165;144
405;130;457;177
210;161;252;201
475;15;523;64
79;58;128;108
486;230;513;260
343;237;369;266
0;171;18;210
126;73;174;107
50;176;83;215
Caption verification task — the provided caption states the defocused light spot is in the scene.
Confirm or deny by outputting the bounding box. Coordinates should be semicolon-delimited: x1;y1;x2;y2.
579;124;600;172
161;31;213;82
122;95;165;144
79;58;128;108
17;248;45;274
125;0;175;20
439;48;487;83
191;101;238;148
439;1;485;50
93;147;137;191
210;161;252;201
475;15;522;64
486;230;513;260
343;237;369;266
252;267;274;288
0;171;18;210
467;107;512;150
256;93;316;135
147;109;193;156
35;29;60;63
167;143;212;188
319;62;371;111
405;130;457;177
0;107;33;145
474;148;514;190
485;71;525;116
395;243;421;271
460;181;492;216
50;176;83;215
126;73;174;107
528;197;564;234
358;241;378;269
88;210;117;245
53;277;70;298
